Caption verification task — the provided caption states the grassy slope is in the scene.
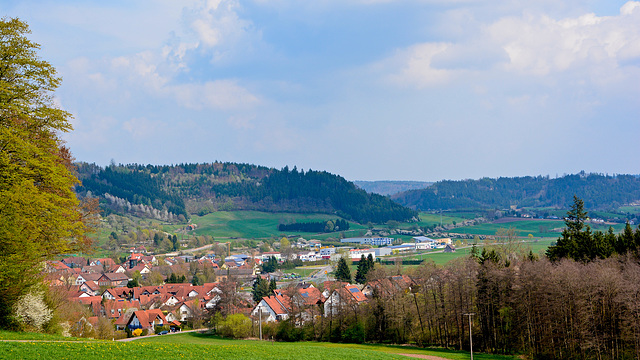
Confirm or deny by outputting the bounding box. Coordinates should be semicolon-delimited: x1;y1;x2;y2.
0;332;519;360
451;219;626;238
192;211;366;239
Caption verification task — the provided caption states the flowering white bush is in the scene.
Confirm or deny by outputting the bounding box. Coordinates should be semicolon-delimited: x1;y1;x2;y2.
13;290;53;331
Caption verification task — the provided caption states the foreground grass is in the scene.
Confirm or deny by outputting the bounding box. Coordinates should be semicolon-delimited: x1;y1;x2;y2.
140;332;518;360
0;330;88;341
0;331;519;360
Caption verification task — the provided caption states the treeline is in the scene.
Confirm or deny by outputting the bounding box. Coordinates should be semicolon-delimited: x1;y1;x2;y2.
75;162;417;224
278;219;350;233
75;163;188;219
392;172;640;211
265;229;640;359
261;198;640;359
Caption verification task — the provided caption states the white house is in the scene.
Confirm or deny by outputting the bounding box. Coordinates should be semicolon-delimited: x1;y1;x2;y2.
298;251;317;262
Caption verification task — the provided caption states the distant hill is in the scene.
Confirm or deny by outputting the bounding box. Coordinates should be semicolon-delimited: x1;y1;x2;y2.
391;172;640;211
75;162;418;224
353;180;433;196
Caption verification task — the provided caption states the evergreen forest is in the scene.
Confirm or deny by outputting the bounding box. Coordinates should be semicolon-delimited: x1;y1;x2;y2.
392;172;640;211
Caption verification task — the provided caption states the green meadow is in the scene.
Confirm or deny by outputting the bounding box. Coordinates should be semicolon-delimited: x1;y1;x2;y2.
452;218;627;238
0;332;519;360
192;211;366;239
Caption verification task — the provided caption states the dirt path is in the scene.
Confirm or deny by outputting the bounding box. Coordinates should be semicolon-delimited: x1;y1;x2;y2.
397;354;452;360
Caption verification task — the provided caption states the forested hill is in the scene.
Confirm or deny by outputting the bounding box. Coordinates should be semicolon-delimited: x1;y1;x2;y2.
391;172;640;211
74;162;418;224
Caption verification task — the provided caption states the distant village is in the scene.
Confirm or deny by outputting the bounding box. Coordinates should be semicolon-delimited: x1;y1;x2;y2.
45;235;455;337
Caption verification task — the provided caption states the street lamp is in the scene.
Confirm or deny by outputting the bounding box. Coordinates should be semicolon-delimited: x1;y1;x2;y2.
464;313;475;360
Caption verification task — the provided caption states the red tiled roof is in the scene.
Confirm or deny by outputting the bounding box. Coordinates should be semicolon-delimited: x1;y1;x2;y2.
343;285;367;302
263;295;288;315
298;287;325;305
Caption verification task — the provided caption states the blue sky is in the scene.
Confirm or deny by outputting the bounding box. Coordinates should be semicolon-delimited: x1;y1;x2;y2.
4;0;639;181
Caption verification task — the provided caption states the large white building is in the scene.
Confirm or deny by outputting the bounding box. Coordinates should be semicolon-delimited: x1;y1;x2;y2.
340;237;393;246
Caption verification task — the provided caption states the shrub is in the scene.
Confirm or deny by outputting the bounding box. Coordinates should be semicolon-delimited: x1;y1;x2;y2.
132;328;142;337
219;314;251;339
13;289;53;331
275;320;303;342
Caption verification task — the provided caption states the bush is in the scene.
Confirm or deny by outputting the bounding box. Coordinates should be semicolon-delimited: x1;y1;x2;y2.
219;314;251;339
132;328;142;337
141;329;149;336
341;322;365;344
275;320;303;342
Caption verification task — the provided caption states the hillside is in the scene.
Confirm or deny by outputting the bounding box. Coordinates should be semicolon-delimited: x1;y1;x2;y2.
392;172;640;211
75;162;418;224
353;180;432;196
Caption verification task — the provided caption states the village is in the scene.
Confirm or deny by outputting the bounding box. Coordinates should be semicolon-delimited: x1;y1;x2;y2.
45;235;455;338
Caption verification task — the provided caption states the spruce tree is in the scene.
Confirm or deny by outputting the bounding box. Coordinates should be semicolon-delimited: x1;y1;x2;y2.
334;257;352;283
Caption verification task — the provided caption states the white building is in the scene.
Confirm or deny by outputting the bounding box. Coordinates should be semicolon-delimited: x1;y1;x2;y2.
348;248;376;261
340;237;393;246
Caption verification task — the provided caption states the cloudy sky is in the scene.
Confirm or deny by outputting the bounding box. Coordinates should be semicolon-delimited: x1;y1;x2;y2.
4;0;640;181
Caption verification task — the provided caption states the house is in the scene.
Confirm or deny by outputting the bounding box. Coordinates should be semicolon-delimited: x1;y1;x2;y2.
79;280;100;296
362;275;414;298
46;260;72;273
98;272;130;288
81;264;103;273
61;256;87;269
251;293;291;322
297;251;317;262
319;247;336;259
128;264;151;275
104;299;141;319
324;284;367;317
444;244;456;253
91;257;117;270
126;309;168;333
75;273;102;286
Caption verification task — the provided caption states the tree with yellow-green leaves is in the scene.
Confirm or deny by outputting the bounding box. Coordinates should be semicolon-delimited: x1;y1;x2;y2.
0;17;95;329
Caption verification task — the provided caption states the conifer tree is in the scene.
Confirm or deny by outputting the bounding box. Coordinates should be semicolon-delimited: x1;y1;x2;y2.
334;257;352;283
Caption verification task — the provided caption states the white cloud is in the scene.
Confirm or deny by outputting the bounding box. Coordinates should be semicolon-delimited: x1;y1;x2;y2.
122;117;164;139
378;1;640;88
384;43;452;88
173;80;260;110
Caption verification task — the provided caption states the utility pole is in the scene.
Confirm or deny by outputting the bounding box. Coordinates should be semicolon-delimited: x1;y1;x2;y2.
464;313;475;360
259;308;262;340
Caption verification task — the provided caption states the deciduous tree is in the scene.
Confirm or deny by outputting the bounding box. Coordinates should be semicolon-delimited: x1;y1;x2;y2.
0;18;94;328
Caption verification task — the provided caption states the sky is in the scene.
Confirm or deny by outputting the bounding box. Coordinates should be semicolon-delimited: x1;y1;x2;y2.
3;0;640;182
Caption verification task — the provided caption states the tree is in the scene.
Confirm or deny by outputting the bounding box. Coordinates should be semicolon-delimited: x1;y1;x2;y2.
334;257;352;283
0;18;94;328
252;277;270;302
355;255;369;284
546;195;594;262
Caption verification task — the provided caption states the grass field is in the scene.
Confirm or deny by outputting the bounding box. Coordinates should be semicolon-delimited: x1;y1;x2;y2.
191;211;365;239
0;332;518;360
451;219;565;238
450;218;627;239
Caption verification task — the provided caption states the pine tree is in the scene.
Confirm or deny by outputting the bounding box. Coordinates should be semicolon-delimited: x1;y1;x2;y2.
355;255;368;284
334;257;352;283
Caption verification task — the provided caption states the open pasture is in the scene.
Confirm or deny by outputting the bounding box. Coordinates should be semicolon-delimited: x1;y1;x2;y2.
192;211;364;239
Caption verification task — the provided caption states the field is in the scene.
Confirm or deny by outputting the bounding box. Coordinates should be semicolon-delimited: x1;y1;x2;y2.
0;332;519;360
192;211;366;239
